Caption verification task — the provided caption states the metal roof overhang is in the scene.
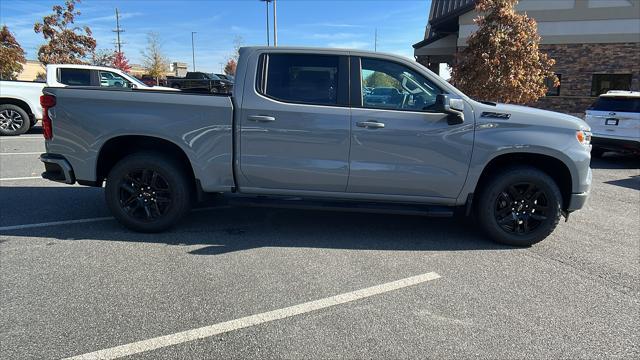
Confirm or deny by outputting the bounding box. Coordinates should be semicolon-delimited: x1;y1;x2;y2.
414;34;457;57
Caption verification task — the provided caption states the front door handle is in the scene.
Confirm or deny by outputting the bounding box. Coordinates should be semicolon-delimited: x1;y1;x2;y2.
248;115;276;122
356;121;385;129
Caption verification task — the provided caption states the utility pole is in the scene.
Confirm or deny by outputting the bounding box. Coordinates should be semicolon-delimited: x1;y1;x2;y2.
113;8;125;53
374;28;378;52
191;32;197;71
273;0;278;47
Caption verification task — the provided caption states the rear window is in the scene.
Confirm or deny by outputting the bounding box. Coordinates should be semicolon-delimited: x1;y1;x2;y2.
259;54;340;106
589;97;640;113
59;68;91;86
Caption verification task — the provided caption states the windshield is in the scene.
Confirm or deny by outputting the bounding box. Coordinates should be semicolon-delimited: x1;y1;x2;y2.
206;73;221;80
126;75;147;87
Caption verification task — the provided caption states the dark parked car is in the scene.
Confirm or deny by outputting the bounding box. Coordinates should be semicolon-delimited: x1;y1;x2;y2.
166;72;233;93
216;74;234;82
137;75;167;87
364;87;403;107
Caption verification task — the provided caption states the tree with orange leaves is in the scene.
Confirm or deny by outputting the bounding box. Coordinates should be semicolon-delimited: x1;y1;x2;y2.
451;0;557;104
113;51;131;73
34;0;96;65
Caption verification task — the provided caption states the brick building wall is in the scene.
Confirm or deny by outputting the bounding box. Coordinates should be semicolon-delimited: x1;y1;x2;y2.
533;42;640;117
416;42;640;117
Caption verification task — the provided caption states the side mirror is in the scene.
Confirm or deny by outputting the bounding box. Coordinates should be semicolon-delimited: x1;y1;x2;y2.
435;94;465;125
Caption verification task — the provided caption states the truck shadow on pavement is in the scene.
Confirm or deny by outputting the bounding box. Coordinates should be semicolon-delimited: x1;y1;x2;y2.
0;186;511;254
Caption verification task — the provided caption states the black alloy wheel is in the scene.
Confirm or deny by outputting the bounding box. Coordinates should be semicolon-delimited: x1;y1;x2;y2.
494;182;548;234
105;153;192;232
476;166;562;246
118;169;172;221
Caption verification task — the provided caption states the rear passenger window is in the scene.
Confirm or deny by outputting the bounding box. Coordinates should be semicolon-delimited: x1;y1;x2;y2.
59;68;91;86
259;54;339;106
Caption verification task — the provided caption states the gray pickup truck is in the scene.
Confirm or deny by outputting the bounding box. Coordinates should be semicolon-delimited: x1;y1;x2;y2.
39;47;592;246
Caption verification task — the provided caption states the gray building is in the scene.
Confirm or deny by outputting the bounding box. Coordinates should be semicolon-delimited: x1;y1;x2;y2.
413;0;640;116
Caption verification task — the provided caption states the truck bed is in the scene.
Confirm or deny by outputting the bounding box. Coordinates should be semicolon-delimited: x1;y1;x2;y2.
43;86;235;192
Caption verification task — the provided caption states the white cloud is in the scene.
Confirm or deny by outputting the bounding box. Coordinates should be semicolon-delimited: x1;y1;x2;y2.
327;41;370;50
309;32;362;40
310;22;365;28
80;12;143;25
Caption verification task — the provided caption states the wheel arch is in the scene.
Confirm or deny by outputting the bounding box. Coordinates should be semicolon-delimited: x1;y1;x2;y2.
473;152;574;210
96;135;198;190
0;97;34;118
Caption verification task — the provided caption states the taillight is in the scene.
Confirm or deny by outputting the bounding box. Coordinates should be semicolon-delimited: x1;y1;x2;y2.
40;94;56;140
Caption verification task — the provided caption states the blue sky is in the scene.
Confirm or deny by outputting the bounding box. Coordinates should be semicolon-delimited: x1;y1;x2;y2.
0;0;430;73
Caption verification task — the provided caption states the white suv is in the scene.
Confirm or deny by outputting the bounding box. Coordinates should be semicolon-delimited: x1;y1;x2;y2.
585;90;640;156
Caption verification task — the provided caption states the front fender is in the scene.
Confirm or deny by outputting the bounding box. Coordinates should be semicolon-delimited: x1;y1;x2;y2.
458;121;591;205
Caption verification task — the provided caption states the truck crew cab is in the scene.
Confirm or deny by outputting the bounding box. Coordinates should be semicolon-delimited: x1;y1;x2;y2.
39;47;592;246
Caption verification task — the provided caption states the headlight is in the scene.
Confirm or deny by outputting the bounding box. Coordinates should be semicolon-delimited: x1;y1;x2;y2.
576;130;591;146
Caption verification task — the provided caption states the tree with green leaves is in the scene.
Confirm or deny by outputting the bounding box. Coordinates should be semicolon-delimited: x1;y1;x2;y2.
34;0;96;65
364;72;400;90
0;25;26;80
451;0;557;104
141;32;168;85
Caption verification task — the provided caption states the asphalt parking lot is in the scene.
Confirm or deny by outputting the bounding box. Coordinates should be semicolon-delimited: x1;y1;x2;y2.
1;128;639;359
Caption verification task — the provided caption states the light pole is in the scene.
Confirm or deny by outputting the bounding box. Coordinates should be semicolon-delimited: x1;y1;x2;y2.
260;0;277;46
191;31;197;71
260;0;271;46
273;0;277;47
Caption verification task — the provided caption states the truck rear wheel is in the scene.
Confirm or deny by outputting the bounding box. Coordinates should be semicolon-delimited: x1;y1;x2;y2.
105;153;192;232
475;166;562;247
0;104;30;136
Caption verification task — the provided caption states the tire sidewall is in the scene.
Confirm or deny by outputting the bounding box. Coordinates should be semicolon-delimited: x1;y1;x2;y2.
0;104;30;136
477;167;562;246
105;154;191;232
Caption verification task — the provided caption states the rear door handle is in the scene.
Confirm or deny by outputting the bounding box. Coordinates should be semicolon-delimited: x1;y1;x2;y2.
356;121;385;129
248;115;276;122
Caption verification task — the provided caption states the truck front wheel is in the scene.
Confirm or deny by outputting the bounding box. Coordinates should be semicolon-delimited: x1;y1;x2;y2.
475;166;562;247
105;153;192;232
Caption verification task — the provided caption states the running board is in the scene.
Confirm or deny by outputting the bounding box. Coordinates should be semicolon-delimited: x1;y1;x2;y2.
225;196;455;217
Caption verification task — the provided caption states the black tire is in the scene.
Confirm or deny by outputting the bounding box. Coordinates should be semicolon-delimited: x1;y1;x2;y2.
475;166;562;247
591;147;605;158
171;83;181;89
0;104;30;136
105;153;192;232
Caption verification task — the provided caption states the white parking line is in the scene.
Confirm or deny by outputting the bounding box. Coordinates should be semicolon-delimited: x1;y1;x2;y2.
0;176;42;181
0;152;42;156
0;206;228;231
0;136;43;140
65;272;442;360
0;217;114;231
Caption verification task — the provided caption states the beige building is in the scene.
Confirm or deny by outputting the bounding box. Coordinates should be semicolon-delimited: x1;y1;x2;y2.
16;60;46;81
16;61;178;80
413;0;640;116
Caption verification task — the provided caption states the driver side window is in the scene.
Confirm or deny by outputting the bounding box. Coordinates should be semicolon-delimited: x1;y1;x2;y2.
361;58;442;112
